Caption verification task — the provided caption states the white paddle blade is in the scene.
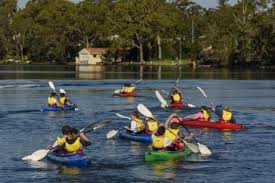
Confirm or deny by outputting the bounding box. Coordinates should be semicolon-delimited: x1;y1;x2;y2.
116;113;131;120
184;141;199;153
155;90;168;107
196;86;208;98
48;81;55;91
106;130;118;139
74;108;79;111
22;155;33;160
134;79;143;84
137;104;154;118
28;149;50;161
198;143;212;156
114;89;121;94
187;103;196;108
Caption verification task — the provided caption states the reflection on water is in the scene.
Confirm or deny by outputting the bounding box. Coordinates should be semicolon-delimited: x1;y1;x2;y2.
129;142;144;156
146;160;180;179
0;64;274;79
58;166;83;176
221;131;232;141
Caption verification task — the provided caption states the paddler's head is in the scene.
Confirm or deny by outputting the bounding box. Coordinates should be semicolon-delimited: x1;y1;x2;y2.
155;124;165;136
131;111;139;119
223;105;230;111
200;105;208;112
50;91;56;97
170;122;180;129
62;125;71;135
147;117;156;122
124;83;131;87
59;89;66;97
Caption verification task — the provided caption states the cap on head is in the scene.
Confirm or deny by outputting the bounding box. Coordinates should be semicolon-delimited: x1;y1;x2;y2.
59;89;66;94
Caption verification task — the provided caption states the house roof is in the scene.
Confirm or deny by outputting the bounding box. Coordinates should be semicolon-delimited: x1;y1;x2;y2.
84;48;108;55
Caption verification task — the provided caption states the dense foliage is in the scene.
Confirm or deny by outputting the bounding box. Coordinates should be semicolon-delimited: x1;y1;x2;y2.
0;0;274;66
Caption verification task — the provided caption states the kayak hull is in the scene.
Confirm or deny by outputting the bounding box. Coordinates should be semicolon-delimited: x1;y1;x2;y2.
169;101;185;109
113;92;136;97
145;147;192;161
47;151;90;167
118;129;152;143
41;104;77;112
180;118;244;130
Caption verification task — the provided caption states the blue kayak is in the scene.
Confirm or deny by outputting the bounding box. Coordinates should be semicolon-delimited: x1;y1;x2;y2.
47;151;90;167
118;129;152;143
41;104;77;112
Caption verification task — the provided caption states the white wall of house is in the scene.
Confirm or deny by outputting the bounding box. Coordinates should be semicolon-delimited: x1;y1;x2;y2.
77;48;104;65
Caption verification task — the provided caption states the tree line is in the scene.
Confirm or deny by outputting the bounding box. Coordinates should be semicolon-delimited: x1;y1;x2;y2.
0;0;274;67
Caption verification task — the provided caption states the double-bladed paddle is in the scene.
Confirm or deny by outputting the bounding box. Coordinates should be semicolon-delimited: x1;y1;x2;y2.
22;120;112;161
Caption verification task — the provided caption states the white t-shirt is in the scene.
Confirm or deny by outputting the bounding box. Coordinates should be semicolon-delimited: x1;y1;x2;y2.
130;120;137;132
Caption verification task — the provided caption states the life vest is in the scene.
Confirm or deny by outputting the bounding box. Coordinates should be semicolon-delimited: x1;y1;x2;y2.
59;97;66;105
152;135;165;149
48;96;57;106
132;117;145;132
165;128;179;142
56;136;65;145
172;93;181;102
124;86;135;93
64;137;81;153
147;119;158;132
222;110;232;122
201;109;210;121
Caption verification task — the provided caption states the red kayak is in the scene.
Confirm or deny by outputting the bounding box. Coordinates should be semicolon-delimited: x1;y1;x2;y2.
179;118;244;130
113;92;136;97
168;101;185;109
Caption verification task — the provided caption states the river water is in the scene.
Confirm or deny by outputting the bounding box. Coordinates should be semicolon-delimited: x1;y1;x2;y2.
0;65;274;183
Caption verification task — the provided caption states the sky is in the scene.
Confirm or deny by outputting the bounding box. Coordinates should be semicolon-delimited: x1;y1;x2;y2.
18;0;237;9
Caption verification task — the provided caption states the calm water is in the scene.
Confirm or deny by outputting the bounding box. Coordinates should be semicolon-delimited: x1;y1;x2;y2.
0;65;274;183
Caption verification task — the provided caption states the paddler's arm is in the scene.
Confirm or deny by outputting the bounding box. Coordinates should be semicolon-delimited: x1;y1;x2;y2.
164;113;178;128
79;133;91;146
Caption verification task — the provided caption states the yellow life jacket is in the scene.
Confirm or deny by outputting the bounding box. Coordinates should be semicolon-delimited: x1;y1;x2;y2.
48;96;57;106
152;135;165;149
147;119;158;132
124;86;135;93
133;117;145;132
165;128;179;141
56;136;66;145
222;110;232;122
172;93;181;102
59;97;66;105
65;137;81;152
202;109;210;121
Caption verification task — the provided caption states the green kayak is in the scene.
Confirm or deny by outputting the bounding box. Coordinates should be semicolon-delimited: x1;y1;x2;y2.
145;147;192;161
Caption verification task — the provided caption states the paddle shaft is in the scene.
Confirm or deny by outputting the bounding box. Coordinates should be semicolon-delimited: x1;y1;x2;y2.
175;116;199;143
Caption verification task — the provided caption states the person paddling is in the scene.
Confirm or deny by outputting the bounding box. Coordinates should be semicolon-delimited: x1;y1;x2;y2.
125;111;145;134
185;106;212;122
121;83;135;94
211;104;236;123
59;89;72;106
145;117;158;134
55;127;92;155
151;124;166;150
168;87;185;106
164;113;194;151
48;91;62;108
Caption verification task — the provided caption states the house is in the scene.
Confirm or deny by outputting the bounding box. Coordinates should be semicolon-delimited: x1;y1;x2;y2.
76;48;108;65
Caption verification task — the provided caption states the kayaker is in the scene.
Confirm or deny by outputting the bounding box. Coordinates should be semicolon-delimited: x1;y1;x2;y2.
48;91;62;107
211;104;236;123
185;105;212;121
59;89;71;106
59;128;91;155
125;111;145;134
164;113;194;151
151;124;166;150
145;117;158;134
121;83;135;94
168;87;183;104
